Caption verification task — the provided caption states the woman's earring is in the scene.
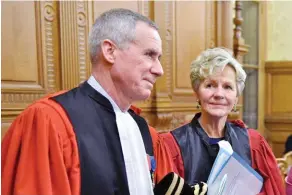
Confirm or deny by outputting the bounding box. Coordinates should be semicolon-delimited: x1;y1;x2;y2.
232;104;237;112
196;100;201;109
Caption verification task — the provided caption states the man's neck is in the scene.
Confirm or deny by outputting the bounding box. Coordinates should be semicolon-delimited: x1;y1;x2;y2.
198;112;227;138
91;72;131;112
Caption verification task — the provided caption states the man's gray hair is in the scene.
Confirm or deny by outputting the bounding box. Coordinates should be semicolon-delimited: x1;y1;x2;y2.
89;8;158;64
190;47;247;96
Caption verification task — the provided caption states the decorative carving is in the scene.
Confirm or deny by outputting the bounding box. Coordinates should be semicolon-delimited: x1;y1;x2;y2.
164;2;173;94
59;1;89;89
205;1;216;48
77;0;86;27
210;2;216;48
60;2;78;89
1;93;45;104
233;1;243;45
44;3;55;22
43;1;58;91
233;1;249;61
77;1;89;83
144;2;149;17
77;12;86;27
138;1;149;18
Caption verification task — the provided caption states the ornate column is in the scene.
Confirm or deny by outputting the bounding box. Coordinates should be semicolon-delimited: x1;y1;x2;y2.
233;1;249;62
232;1;249;119
59;1;91;90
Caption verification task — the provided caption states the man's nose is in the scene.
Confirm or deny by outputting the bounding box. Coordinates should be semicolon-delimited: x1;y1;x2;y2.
151;60;164;77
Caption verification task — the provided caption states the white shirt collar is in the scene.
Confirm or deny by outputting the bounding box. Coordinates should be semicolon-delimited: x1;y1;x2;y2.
87;75;128;113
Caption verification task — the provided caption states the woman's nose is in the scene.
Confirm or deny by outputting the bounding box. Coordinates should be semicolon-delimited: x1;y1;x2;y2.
214;87;224;99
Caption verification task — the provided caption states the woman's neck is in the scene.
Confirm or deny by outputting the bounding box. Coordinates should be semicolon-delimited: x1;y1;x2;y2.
198;113;227;138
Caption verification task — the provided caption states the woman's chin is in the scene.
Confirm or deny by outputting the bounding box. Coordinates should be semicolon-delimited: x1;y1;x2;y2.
205;109;229;118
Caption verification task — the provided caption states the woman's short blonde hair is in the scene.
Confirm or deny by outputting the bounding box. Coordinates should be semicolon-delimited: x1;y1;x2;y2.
190;47;247;96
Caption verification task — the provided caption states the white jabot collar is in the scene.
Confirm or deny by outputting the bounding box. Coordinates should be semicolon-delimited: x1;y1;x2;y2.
87;75;129;113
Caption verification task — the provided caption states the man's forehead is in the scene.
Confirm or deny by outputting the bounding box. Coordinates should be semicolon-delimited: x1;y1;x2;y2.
135;22;161;40
134;36;162;53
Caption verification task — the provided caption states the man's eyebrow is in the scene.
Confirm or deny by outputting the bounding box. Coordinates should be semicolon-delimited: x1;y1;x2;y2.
144;49;162;58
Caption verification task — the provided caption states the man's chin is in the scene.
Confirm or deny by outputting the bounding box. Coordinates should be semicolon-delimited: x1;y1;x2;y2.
134;90;151;101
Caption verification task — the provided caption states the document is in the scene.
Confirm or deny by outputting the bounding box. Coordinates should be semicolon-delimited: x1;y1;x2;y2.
207;141;263;195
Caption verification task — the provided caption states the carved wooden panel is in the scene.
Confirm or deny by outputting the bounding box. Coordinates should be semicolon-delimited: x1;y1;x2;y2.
1;1;60;138
92;1;140;18
265;61;292;157
59;1;91;89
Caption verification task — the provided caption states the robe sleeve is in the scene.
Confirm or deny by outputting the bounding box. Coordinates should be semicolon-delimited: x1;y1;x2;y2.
160;132;184;178
248;129;285;195
148;127;177;183
2;99;80;195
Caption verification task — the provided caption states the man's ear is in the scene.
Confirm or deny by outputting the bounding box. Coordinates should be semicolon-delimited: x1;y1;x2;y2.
101;39;116;64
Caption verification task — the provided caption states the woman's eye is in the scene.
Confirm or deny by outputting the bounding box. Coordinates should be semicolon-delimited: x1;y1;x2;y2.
206;84;212;88
225;85;233;90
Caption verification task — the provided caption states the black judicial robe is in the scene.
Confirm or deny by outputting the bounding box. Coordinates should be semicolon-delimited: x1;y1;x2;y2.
169;113;251;185
161;113;285;195
51;82;154;195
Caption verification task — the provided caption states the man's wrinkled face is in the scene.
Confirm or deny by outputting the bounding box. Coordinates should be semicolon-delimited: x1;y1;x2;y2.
111;22;164;102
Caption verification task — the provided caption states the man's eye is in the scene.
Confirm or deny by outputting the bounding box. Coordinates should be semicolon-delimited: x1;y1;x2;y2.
206;84;212;88
145;52;153;57
148;54;154;58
